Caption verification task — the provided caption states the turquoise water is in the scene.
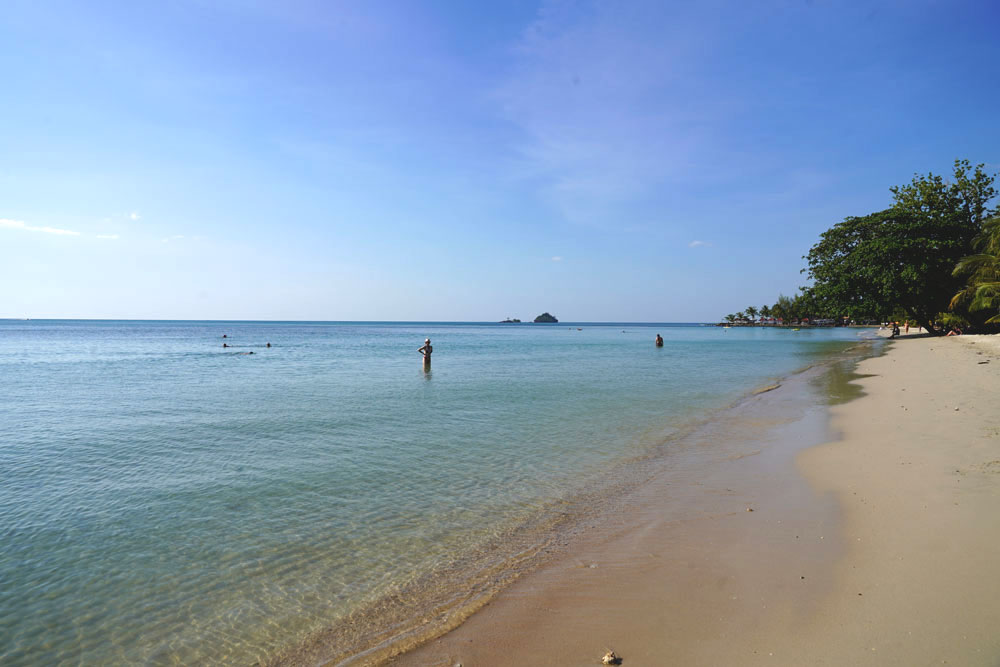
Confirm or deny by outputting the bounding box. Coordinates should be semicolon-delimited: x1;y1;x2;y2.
0;321;872;664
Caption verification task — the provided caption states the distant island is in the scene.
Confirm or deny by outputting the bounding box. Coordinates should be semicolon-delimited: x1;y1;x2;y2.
533;312;558;323
499;318;521;323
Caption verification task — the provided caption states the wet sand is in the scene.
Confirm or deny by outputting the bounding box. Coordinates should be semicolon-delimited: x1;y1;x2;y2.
393;333;1000;666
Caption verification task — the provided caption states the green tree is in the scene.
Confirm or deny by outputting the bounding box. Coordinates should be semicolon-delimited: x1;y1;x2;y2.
951;216;1000;324
891;159;996;230
793;289;821;320
806;161;996;334
745;306;758;323
736;311;746;322
806;208;971;332
760;305;771;319
724;313;736;324
771;294;794;322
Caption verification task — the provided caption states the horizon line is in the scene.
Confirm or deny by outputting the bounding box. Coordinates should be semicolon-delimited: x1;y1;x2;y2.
1;317;712;325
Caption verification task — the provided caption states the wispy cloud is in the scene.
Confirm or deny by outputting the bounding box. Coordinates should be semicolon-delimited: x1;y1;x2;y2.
159;234;186;243
129;212;141;221
551;255;562;261
96;234;120;239
688;240;710;248
496;1;723;224
0;218;81;236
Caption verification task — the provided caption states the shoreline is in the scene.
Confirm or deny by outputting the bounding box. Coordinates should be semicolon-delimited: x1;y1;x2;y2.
381;344;872;665
390;333;1000;666
268;336;877;666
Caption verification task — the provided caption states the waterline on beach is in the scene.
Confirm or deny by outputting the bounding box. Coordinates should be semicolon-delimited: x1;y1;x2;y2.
393;334;886;667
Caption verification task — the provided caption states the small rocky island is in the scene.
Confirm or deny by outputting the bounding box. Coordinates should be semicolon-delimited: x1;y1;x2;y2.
533;312;558;323
499;317;521;323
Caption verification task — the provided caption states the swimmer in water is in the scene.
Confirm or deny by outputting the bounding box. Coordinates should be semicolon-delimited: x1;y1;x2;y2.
655;334;663;347
418;338;432;369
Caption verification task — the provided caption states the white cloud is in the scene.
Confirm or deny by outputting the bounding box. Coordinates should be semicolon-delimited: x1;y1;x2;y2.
0;218;81;236
551;255;562;261
129;212;141;221
96;234;120;239
495;2;723;225
688;240;710;248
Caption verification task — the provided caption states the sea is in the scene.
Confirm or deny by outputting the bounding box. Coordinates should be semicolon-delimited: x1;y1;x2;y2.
0;320;879;665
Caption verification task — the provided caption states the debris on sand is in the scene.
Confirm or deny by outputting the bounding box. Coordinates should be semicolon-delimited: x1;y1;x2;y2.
602;650;622;665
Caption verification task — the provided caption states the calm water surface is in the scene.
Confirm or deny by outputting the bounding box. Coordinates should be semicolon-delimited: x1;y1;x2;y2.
0;320;873;664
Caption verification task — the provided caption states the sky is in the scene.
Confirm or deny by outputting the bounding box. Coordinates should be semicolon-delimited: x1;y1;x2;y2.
2;0;999;321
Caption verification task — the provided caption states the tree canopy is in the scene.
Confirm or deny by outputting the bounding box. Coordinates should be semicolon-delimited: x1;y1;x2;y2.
805;208;967;329
804;160;996;333
722;160;998;331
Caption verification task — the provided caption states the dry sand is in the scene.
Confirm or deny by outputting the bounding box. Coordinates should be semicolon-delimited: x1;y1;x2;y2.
390;333;1000;666
791;333;1000;665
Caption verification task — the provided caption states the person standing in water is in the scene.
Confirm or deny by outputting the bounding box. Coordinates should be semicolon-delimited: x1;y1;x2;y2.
655;334;663;347
418;338;433;369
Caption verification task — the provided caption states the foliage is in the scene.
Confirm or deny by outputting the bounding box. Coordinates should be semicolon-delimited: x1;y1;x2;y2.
938;311;971;329
951;216;1000;324
805;208;968;330
770;294;793;321
805;160;996;333
890;159;996;230
728;161;996;330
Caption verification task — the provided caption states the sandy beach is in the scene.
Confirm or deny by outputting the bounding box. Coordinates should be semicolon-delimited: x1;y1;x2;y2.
392;333;1000;666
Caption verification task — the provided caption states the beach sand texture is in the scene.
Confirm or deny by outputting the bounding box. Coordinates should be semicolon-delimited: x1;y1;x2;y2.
393;334;1000;666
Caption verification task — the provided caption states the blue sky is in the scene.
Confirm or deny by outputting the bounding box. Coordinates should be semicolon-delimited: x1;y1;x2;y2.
2;0;998;321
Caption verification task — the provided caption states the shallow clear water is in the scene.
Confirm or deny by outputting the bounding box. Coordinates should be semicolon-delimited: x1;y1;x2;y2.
0;320;873;664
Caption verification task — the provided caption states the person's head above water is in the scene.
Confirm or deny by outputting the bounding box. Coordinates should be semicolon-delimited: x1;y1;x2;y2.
425;338;430;344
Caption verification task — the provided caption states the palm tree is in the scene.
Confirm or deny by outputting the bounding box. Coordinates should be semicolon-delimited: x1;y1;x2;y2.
736;311;746;323
724;314;736;324
746;306;758;324
952;216;1000;324
760;305;771;319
